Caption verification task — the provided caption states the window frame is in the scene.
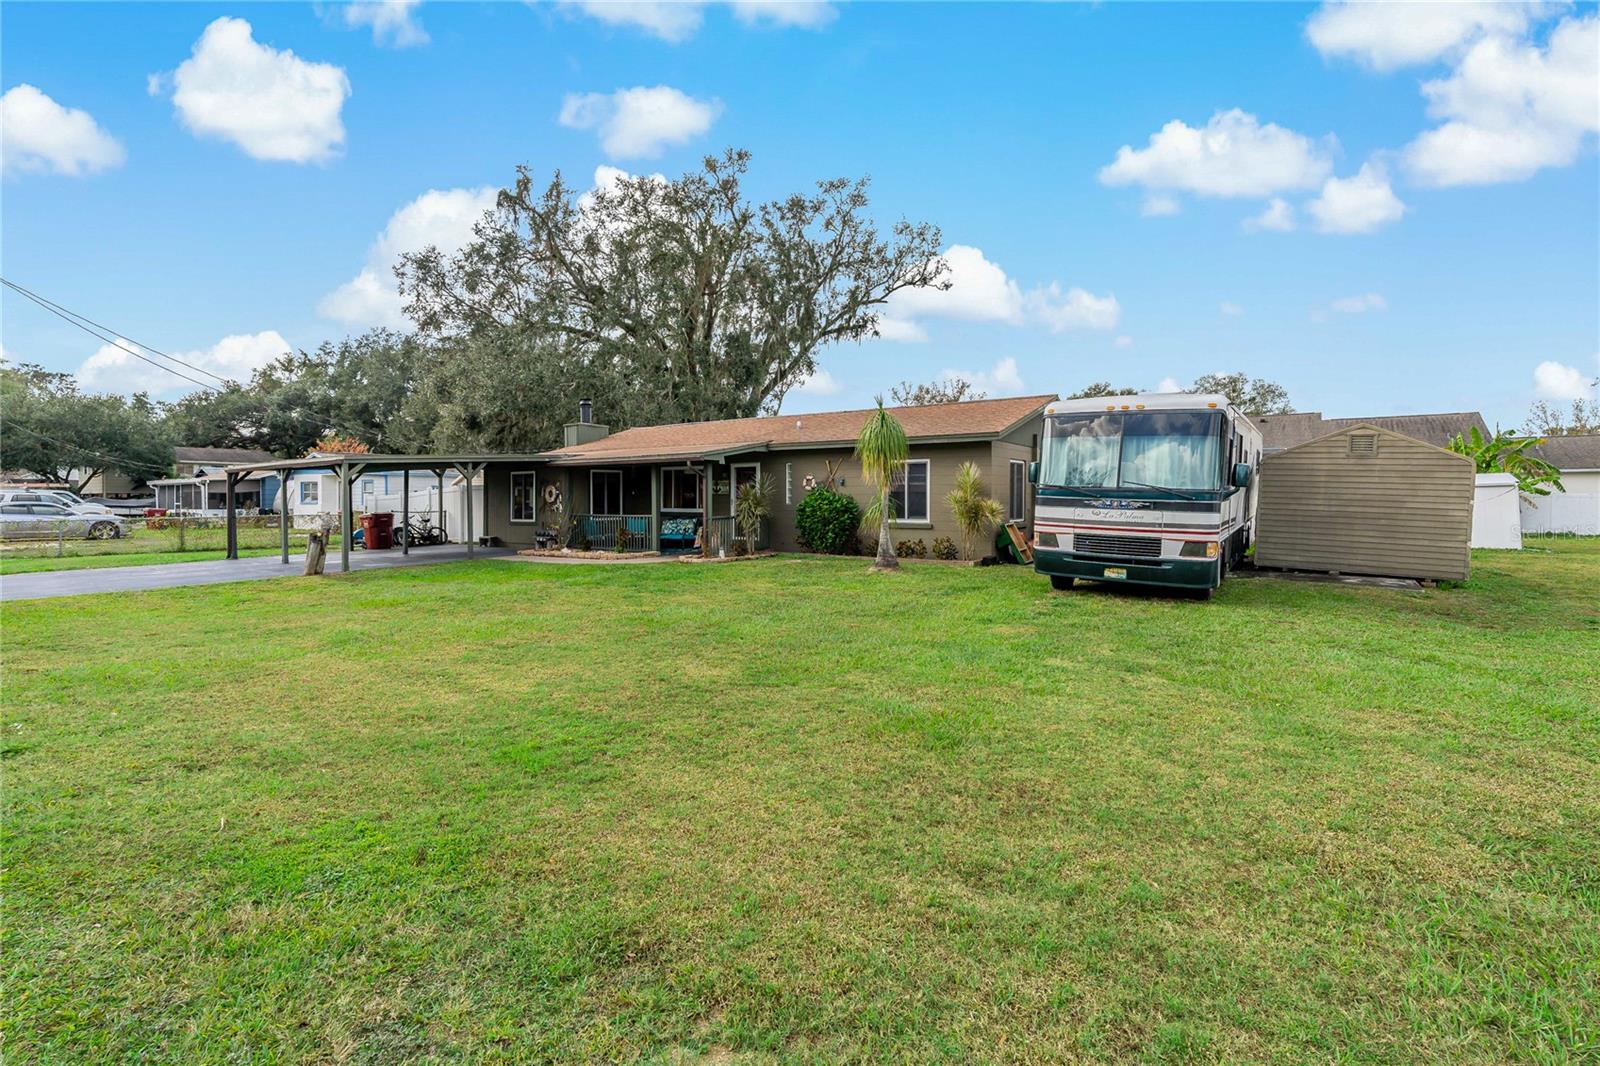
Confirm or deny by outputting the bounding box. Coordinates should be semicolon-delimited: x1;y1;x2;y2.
784;462;793;506
509;470;540;524
590;469;624;516
729;462;762;517
888;458;931;524
299;480;320;505
1008;459;1027;522
660;468;703;512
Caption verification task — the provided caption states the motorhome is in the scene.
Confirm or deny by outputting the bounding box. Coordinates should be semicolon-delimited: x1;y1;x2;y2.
1030;392;1262;597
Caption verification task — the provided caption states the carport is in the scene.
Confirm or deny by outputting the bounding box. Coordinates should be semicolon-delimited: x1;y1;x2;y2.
219;453;543;572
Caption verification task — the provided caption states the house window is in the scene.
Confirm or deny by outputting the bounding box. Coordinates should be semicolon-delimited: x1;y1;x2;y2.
661;468;702;510
299;480;319;505
785;462;793;505
591;470;623;515
1009;460;1027;522
510;472;538;523
889;459;930;522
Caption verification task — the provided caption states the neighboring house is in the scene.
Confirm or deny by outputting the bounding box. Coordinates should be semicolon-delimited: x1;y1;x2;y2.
480;395;1055;553
172;447;276;478
1523;434;1600;536
1256;410;1490;454
149;447;282;513
74;469;139;498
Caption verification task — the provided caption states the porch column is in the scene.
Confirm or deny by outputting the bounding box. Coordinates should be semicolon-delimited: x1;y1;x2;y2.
279;471;290;564
457;464;476;557
703;460;714;556
401;468;410;556
649;464;662;551
224;473;239;560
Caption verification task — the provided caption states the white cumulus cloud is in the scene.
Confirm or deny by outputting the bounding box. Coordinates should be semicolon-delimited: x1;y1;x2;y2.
1533;360;1595;400
875;245;1119;340
939;357;1026;398
1099;108;1334;198
340;1;429;47
1243;197;1296;232
1328;292;1387;314
559;85;721;159
0;84;125;177
77;331;291;396
1403;14;1599;187
558;0;834;41
1157;376;1184;393
1141;194;1180;217
320;185;499;328
155;17;350;163
1307;161;1407;234
792;366;844;397
1305;1;1533;71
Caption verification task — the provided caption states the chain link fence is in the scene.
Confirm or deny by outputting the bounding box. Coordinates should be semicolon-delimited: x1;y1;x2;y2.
0;514;310;563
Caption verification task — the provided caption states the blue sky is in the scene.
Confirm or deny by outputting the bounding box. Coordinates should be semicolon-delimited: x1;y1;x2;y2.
3;1;1597;431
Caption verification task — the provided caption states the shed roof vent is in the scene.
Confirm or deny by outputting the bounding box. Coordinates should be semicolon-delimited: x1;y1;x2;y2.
1348;433;1377;457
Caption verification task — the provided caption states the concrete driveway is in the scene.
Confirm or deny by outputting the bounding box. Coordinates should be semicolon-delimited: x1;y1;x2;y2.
1;545;514;602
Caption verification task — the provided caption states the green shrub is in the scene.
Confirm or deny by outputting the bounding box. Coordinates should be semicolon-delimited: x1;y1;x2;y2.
895;538;927;559
931;536;958;560
794;487;862;555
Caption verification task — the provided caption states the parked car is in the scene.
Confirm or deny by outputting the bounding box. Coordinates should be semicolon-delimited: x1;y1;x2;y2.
0;502;126;539
0;489;115;514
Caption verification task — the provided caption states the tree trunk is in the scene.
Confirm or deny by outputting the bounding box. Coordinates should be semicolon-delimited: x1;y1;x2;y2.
873;510;898;570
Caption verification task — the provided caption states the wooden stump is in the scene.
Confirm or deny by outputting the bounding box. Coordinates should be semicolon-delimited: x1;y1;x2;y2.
304;532;327;575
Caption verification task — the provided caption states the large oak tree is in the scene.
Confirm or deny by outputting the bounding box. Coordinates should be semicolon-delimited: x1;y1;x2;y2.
396;149;948;442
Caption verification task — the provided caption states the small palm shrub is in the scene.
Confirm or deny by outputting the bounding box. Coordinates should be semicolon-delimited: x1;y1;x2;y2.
931;536;958;560
795;486;862;555
947;461;1004;559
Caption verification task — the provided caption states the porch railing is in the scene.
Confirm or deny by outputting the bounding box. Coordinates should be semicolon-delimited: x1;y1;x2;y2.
568;514;655;551
703;516;769;555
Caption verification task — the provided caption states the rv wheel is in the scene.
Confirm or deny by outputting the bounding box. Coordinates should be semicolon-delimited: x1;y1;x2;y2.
1050;576;1074;591
1191;585;1214;601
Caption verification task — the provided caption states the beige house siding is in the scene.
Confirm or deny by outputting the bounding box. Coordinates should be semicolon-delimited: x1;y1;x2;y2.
1255;425;1474;581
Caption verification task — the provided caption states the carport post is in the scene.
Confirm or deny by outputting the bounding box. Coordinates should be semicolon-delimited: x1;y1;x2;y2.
339;462;352;573
649;465;662;551
458;464;476;558
436;469;446;541
224;473;238;560
401;468;410;556
279;470;290;564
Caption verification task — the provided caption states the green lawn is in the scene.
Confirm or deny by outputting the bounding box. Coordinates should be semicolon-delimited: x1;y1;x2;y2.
0;523;309;574
4;542;1597;1062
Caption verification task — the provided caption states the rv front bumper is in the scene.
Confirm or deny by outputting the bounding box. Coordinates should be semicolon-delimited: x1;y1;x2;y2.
1034;550;1221;590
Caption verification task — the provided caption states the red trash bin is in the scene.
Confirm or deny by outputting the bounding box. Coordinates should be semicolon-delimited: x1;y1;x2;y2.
360;512;395;550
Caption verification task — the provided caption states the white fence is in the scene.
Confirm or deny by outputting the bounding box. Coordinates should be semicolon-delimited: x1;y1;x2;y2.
1520;492;1600;537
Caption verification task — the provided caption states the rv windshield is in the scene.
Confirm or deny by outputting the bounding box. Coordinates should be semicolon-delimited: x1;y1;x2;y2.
1041;410;1224;492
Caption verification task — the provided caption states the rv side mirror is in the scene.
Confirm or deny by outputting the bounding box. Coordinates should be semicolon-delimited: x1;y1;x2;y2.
1232;462;1252;488
1028;461;1040;485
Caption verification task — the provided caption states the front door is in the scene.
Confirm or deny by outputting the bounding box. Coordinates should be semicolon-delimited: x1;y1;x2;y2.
730;463;761;515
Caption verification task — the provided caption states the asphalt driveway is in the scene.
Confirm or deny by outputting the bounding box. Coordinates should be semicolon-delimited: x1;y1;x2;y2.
0;545;515;602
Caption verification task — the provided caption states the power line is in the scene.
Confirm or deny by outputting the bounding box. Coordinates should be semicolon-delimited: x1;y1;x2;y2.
3;421;174;476
0;276;369;441
2;277;237;387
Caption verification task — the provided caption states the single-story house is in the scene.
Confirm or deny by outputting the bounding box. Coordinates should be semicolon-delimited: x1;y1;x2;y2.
150;470;281;513
1523;434;1600;536
173;446;277;479
218;395;1054;569
1256;410;1489;455
500;395;1054;554
285;461;482;538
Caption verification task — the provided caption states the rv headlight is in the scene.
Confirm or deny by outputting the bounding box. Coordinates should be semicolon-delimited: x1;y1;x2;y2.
1035;532;1057;549
1180;541;1219;559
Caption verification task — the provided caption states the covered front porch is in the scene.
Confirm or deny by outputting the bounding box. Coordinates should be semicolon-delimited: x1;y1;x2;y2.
535;455;771;555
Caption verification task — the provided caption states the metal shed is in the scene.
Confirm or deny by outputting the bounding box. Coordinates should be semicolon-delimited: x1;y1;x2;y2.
1255;423;1474;581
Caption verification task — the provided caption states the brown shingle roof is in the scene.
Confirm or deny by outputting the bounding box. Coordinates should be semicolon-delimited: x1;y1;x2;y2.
1529;433;1600;471
543;394;1057;465
174;446;277;464
1257;410;1489;452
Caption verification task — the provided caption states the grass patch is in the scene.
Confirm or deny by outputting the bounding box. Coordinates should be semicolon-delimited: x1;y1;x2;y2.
0;524;309;574
3;540;1597;1061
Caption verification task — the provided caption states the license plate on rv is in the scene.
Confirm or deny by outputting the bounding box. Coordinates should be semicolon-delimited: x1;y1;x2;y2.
1102;567;1128;580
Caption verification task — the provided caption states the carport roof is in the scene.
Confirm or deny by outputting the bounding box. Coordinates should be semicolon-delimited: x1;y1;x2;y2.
222;453;551;475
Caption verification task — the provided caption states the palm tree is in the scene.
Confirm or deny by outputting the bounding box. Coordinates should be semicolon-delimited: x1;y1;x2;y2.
855;397;909;571
947;461;1003;560
734;476;771;554
1448;426;1564;497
